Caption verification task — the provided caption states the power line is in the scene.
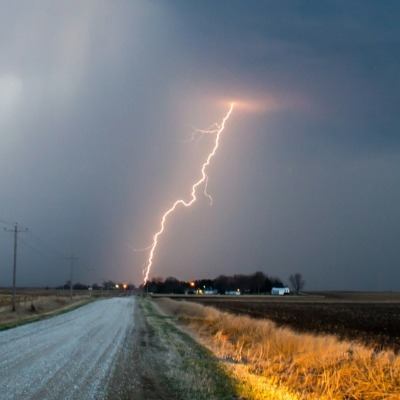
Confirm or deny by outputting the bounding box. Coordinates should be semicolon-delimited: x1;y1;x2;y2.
18;237;56;259
66;255;79;299
0;218;14;228
2;220;84;293
25;229;66;259
1;219;67;258
3;229;67;260
4;223;28;311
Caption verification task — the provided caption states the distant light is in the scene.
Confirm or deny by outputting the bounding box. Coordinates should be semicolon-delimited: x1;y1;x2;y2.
115;284;119;289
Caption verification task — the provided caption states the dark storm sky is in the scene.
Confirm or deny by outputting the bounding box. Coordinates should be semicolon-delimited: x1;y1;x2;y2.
0;1;399;290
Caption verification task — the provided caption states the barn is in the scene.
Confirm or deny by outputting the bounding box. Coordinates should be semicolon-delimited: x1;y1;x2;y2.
271;287;290;295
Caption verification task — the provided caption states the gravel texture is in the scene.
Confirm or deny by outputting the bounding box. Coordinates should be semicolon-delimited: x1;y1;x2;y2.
0;297;135;400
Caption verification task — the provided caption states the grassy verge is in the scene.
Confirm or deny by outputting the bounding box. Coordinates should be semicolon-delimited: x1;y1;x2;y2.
153;297;400;400
140;298;239;400
0;295;95;330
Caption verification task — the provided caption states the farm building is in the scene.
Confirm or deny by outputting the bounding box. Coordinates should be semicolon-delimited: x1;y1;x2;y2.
225;289;241;295
271;287;290;295
204;289;218;295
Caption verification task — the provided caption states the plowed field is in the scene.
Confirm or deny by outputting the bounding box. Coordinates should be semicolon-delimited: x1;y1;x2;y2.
182;292;400;353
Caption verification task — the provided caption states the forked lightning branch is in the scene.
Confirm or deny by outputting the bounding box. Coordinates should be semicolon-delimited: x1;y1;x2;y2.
142;103;235;283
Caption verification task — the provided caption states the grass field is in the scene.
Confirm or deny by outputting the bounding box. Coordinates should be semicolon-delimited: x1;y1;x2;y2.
0;288;99;329
152;293;400;399
2;289;399;398
177;292;400;353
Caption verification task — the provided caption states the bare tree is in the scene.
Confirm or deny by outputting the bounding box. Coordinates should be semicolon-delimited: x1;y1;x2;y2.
289;273;305;294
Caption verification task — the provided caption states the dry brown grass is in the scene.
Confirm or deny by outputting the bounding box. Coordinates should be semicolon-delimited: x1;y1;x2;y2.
0;291;94;329
153;298;400;400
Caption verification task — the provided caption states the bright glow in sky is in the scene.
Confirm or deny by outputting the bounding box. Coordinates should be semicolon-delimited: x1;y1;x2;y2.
142;103;234;284
0;1;399;291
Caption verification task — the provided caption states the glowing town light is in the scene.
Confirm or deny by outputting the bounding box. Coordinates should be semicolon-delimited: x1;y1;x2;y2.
143;103;234;284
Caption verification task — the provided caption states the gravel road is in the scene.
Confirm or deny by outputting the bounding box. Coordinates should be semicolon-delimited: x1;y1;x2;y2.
0;297;137;400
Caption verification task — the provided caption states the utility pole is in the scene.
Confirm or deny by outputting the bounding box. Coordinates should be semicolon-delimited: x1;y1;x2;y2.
4;223;28;312
66;255;79;299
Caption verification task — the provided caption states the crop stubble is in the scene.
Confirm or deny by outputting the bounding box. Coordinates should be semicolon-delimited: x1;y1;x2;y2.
182;293;400;353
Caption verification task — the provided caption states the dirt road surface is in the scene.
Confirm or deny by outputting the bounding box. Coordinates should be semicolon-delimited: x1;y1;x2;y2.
0;297;175;400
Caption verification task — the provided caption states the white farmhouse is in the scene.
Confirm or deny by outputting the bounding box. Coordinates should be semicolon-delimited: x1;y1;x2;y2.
271;287;290;296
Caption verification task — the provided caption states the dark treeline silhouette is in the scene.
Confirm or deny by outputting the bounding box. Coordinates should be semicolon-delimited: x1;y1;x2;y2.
56;280;135;291
143;271;285;295
57;281;92;290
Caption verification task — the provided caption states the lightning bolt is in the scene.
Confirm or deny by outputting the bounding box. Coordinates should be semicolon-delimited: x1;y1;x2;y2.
142;103;234;284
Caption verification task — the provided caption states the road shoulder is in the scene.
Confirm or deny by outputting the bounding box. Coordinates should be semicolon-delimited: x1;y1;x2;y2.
107;297;238;400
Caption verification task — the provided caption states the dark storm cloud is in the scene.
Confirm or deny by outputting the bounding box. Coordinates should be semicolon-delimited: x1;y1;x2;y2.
0;1;399;291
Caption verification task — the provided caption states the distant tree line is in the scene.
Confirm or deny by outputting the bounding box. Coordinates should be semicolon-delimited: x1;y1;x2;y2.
143;271;285;295
56;280;135;291
54;271;305;295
